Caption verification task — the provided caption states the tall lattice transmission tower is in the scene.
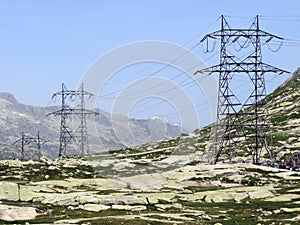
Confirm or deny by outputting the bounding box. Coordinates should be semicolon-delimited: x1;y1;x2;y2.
13;131;47;161
48;83;98;157
195;15;289;164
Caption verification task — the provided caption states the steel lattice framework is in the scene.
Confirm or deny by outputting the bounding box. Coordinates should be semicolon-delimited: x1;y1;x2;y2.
195;15;289;164
48;83;98;157
13;131;46;161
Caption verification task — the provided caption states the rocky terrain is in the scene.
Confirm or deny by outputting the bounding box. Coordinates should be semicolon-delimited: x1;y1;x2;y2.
0;154;300;224
0;70;299;224
111;67;300;167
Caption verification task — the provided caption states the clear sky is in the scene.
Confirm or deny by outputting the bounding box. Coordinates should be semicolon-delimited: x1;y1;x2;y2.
0;0;299;131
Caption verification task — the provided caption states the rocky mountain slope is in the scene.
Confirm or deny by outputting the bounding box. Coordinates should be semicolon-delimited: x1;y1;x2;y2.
0;93;181;159
267;68;300;156
111;68;300;165
0;70;299;224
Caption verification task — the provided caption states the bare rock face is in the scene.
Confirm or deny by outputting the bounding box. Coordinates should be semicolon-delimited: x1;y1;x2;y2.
0;181;19;201
0;204;37;221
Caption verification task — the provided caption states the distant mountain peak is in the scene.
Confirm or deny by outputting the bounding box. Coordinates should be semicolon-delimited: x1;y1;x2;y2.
0;91;181;158
0;92;19;104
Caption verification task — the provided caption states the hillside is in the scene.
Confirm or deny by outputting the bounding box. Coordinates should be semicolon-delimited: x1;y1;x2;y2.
107;68;300;166
0;93;181;159
267;68;300;156
0;70;299;224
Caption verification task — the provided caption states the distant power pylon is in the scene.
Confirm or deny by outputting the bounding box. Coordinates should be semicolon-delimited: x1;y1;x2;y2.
195;15;289;164
48;83;98;157
13;131;47;161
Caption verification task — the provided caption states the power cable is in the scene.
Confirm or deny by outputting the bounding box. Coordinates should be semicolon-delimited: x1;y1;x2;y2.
97;17;222;97
98;49;219;101
100;16;293;130
102;17;268;117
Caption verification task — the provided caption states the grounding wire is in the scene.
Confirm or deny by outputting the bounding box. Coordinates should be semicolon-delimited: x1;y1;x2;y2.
99;15;292;119
97;17;222;97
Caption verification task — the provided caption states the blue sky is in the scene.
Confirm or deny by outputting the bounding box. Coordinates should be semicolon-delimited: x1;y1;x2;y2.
0;0;299;130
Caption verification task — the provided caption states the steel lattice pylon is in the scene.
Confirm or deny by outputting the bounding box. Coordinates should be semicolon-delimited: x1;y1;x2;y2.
48;83;98;157
195;15;289;164
13;131;47;161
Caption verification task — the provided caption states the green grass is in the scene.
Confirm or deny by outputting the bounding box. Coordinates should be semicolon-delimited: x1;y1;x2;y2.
176;199;300;225
0;161;98;182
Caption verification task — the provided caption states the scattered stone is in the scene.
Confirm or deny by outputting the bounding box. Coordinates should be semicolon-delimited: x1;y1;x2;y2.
78;204;110;212
180;189;193;194
273;209;281;214
257;216;263;221
67;206;76;210
97;159;118;167
173;203;183;209
202;214;212;221
0;182;19;201
1;160;22;167
265;194;300;202
280;208;294;213
111;205;147;211
39;156;49;163
113;161;136;171
248;189;274;199
287;188;300;193
233;192;249;202
155;204;175;210
0;205;37;221
48;165;59;170
273;207;300;214
262;210;272;216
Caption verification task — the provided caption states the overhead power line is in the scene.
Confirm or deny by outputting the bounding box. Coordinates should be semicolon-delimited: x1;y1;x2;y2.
47;83;98;157
13;131;47;161
195;15;289;165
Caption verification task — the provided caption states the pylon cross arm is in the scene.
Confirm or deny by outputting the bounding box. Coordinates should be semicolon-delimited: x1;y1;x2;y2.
195;63;289;75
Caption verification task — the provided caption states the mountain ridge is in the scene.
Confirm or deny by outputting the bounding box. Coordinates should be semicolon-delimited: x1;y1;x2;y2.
0;92;181;159
105;67;300;165
0;69;299;224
